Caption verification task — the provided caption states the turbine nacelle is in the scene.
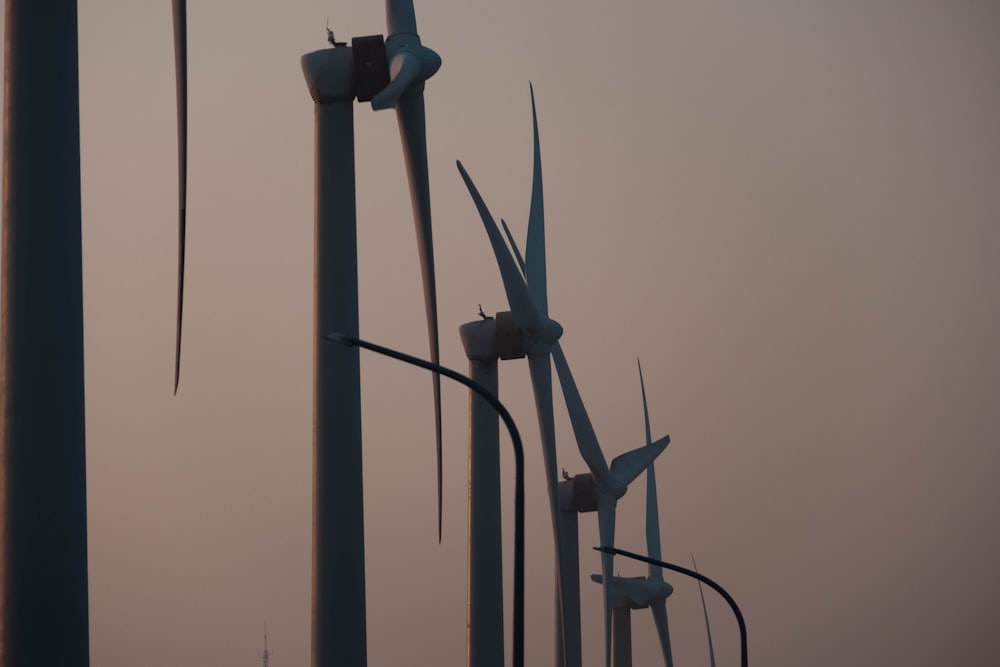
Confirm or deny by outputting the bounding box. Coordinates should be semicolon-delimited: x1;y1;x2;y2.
591;574;674;610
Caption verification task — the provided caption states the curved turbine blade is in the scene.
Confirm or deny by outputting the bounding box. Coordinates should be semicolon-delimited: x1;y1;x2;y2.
524;83;547;314
457;161;544;335
397;93;443;541
650;599;675;667
386;0;417;36
608;435;669;487
645;459;662;576
639;360;663;576
550;342;610;484
526;353;574;664
597;502;617;667
172;0;187;394
500;219;527;277
692;555;717;667
371;50;423;111
639;359;652;446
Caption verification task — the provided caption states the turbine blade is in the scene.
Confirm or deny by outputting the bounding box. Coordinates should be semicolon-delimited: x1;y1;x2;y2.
385;0;417;36
524;83;547;314
172;0;187;394
639;360;663;574
527;353;575;665
650;599;675;667
500;219;527;277
638;359;652;446
645;458;662;574
371;50;422;111
457;161;544;334
692;555;717;667
397;93;443;541
609;434;669;487
551;342;610;484
598;502;616;667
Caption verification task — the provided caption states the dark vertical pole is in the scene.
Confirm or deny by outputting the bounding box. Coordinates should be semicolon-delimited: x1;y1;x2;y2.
303;47;366;667
1;0;90;665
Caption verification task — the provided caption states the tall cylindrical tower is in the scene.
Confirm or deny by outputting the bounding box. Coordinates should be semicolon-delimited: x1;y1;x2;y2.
302;45;367;667
1;1;90;665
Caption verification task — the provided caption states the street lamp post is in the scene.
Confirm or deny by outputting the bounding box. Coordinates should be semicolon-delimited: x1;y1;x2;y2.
324;333;525;667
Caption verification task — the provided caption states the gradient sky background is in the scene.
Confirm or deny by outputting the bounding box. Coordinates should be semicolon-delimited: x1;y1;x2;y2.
3;1;1000;665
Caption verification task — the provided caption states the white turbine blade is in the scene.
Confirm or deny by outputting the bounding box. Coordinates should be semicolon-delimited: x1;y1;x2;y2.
524;83;547;315
500;218;527;277
638;359;652;446
385;0;417;35
639;360;663;574
527;353;575;661
692;555;717;667
392;91;443;541
551;342;610;484
645;458;662;576
457;161;545;335
371;50;422;111
650;599;675;667
171;0;187;394
608;434;669;487
597;502;616;667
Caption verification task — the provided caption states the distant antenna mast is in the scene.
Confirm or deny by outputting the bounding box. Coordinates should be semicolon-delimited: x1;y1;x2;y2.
260;631;272;667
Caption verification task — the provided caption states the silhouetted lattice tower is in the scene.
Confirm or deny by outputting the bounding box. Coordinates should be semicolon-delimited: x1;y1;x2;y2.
260;632;271;667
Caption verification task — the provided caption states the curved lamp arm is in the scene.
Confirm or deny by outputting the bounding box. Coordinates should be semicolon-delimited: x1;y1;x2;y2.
594;546;747;667
325;332;525;667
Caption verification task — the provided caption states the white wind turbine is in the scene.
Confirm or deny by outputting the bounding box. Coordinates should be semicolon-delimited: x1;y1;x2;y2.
457;85;580;667
551;341;669;667
591;360;675;667
300;2;443;665
458;104;670;667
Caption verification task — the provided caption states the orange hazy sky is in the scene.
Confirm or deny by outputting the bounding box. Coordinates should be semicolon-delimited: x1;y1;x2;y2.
3;1;999;666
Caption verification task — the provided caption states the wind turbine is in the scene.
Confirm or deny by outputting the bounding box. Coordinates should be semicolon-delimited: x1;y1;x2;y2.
551;348;669;667
590;360;675;667
457;90;669;667
1;2;188;663
457;86;579;667
300;3;442;666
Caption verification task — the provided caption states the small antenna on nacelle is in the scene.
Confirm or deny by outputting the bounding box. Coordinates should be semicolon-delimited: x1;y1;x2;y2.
326;17;346;47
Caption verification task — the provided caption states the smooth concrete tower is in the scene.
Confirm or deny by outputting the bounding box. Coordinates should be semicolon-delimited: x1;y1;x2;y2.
459;312;525;667
1;1;90;665
302;44;366;667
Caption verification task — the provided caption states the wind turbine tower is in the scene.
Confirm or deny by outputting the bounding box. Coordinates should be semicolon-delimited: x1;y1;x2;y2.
300;3;442;666
459;310;526;667
1;2;89;663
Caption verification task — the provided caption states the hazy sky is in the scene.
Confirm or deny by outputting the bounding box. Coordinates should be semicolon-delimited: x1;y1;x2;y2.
3;1;1000;666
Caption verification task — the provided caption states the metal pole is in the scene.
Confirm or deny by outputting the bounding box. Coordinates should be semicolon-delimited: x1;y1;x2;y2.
302;47;367;667
327;333;525;667
1;1;90;664
595;547;747;667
